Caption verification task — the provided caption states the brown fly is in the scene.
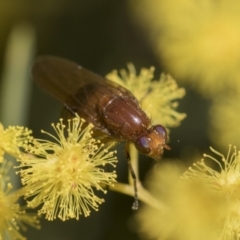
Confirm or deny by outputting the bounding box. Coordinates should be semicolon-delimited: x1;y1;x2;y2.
32;56;170;210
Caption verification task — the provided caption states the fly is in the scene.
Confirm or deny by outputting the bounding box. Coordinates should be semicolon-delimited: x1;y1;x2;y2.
32;56;170;210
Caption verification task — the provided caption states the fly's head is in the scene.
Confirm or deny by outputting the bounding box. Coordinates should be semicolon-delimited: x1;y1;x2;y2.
134;125;170;160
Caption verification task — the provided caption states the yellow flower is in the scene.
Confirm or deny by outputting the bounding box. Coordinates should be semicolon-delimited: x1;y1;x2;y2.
209;93;240;149
134;163;222;240
17;116;117;221
183;145;240;239
135;146;240;240
0;160;39;240
130;0;240;96
0;123;32;162
106;64;186;128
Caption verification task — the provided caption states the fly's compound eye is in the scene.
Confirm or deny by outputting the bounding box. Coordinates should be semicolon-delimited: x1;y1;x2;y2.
134;136;151;155
154;125;167;140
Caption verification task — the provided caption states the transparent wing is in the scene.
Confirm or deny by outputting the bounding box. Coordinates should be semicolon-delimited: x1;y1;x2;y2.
32;55;138;134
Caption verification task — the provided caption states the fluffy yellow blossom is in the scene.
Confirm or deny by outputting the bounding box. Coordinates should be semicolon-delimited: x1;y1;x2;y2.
183;145;240;239
106;64;186;128
0;160;39;240
17;116;117;221
209;93;240;149
134;163;223;240
130;0;240;96
0;123;32;162
135;145;240;240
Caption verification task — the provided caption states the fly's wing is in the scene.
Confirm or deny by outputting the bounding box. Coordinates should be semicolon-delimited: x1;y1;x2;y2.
32;55;138;136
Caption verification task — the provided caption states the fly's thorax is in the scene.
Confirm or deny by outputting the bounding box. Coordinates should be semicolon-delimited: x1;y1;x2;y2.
98;96;151;140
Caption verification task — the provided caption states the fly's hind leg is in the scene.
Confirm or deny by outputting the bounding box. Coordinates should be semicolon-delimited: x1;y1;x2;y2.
125;143;139;210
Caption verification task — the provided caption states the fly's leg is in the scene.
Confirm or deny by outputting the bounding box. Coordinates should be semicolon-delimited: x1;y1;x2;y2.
125;143;139;210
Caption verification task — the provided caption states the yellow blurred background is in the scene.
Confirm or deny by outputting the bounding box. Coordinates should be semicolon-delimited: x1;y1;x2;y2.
0;0;238;239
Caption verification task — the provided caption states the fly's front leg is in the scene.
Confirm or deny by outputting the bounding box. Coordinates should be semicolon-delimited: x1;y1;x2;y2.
125;143;139;210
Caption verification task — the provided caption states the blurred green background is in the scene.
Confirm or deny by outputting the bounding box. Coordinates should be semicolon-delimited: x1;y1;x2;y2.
0;1;211;239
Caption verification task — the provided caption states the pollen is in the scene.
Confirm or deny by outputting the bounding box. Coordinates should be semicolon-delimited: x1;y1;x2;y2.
182;145;240;239
0;123;33;162
0;160;39;239
17;115;117;220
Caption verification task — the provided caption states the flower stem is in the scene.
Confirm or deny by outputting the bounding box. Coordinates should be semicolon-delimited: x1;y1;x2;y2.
110;143;166;210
